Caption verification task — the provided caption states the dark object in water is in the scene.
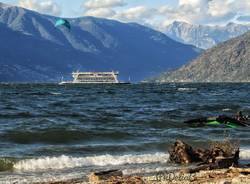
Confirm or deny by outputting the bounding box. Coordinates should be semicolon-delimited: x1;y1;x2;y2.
184;115;249;128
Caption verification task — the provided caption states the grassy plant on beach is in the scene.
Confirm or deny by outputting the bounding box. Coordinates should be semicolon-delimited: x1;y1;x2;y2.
209;130;240;156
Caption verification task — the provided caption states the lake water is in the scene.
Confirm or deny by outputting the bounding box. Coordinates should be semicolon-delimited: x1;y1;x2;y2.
0;83;250;183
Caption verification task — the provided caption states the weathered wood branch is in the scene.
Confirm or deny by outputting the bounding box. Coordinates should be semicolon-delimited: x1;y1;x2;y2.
169;140;239;173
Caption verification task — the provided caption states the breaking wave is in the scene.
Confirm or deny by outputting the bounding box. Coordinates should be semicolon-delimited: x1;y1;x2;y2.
13;153;169;172
5;149;250;172
240;149;250;160
177;88;197;92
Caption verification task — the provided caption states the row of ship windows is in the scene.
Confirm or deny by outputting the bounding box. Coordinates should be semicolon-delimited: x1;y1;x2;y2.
77;74;116;77
76;78;116;81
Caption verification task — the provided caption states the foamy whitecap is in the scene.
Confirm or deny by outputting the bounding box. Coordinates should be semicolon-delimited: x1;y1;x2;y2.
14;153;169;172
222;108;232;112
240;149;250;160
12;149;250;172
177;88;197;91
50;92;62;95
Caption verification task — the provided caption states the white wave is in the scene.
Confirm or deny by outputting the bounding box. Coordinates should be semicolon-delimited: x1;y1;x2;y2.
240;149;250;160
7;149;250;183
14;153;169;172
13;149;250;173
177;88;197;91
222;108;232;112
50;92;62;95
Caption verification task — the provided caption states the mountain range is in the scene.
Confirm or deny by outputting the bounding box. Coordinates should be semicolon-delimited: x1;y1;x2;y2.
152;31;250;83
0;3;200;82
165;21;250;49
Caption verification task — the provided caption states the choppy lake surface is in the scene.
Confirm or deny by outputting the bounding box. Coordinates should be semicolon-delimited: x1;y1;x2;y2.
0;83;249;183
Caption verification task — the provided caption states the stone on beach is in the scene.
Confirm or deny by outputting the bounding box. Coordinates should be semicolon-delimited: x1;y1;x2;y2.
88;169;146;184
169;140;239;172
88;170;123;183
168;140;206;164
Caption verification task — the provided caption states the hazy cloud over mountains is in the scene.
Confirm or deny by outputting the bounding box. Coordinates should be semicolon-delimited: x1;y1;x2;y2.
83;0;126;9
10;0;250;29
82;0;250;29
83;0;126;18
18;0;61;16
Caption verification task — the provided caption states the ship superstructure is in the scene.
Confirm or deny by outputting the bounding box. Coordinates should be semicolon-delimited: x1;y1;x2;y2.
59;71;127;84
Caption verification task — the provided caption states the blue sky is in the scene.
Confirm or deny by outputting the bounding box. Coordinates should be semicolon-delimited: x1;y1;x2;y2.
2;0;250;30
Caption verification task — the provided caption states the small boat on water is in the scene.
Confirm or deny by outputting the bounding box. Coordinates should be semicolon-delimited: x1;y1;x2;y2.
184;114;249;128
59;71;130;85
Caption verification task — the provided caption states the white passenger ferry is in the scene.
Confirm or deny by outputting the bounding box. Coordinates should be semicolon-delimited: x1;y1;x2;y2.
59;71;129;84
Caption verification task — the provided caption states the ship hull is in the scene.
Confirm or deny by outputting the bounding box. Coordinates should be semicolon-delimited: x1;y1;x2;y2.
59;82;131;85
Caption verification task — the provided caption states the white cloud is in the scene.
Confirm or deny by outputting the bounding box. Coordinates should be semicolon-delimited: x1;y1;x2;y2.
154;0;250;27
17;0;250;29
114;6;156;22
19;0;61;16
179;0;206;7
14;0;250;28
83;0;126;9
233;0;250;14
85;8;116;17
83;0;126;18
208;0;233;17
81;0;250;29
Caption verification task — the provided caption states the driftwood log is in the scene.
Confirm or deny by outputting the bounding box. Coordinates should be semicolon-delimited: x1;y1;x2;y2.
169;140;239;173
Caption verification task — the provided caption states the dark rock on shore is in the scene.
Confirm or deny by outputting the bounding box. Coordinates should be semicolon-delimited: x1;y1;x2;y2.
169;140;239;172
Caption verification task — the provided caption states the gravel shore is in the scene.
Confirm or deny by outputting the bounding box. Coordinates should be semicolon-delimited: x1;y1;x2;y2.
37;167;250;184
